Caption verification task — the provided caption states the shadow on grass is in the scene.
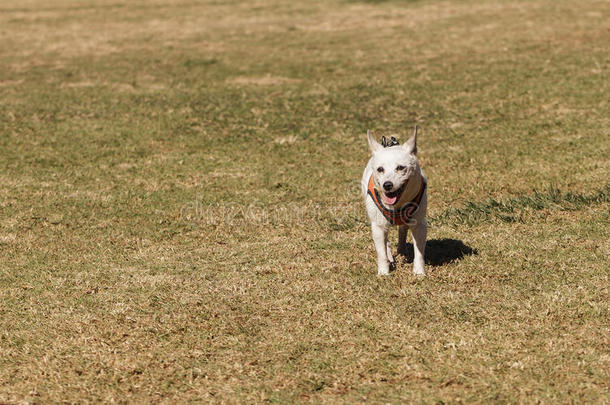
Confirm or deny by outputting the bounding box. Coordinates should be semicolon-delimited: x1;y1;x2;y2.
400;238;477;266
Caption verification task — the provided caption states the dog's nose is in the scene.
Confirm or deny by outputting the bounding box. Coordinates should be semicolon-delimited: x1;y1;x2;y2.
383;181;393;191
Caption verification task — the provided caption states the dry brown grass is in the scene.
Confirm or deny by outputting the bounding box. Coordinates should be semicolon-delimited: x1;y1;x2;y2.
1;0;609;403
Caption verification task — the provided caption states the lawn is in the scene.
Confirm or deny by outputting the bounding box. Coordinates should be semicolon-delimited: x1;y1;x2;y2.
0;0;608;402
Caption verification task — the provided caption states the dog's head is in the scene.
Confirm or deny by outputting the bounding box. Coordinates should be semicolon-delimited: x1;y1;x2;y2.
367;128;419;207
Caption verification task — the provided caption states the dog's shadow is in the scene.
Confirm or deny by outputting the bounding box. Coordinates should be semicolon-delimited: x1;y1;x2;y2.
399;238;477;266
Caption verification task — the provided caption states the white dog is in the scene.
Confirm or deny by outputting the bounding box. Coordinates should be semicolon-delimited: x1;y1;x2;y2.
361;127;427;276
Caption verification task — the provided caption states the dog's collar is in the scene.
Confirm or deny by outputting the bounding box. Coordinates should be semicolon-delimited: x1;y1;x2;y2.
367;175;426;225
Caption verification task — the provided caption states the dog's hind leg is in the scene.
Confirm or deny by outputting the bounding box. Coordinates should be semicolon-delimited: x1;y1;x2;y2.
410;220;427;275
397;225;408;256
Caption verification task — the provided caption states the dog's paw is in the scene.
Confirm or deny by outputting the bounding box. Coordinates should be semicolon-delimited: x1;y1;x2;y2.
412;266;425;276
397;245;408;256
377;266;390;276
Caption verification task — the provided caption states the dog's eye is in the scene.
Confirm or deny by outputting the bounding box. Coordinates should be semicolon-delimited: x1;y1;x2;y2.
377;167;384;173
396;165;406;171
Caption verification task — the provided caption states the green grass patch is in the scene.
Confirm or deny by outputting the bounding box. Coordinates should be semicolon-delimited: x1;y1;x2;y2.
433;184;610;225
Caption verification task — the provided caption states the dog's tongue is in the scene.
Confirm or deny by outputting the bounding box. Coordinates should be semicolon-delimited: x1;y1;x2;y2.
384;194;397;205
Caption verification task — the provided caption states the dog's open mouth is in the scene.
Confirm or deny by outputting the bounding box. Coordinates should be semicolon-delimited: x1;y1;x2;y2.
383;184;406;205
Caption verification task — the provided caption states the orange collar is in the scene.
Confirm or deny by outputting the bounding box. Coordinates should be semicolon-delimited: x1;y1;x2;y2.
367;175;426;225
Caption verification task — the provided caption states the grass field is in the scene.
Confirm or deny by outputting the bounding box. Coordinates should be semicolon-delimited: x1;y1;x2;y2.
1;0;609;402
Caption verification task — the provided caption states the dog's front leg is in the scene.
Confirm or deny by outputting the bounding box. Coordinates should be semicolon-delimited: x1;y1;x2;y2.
410;220;427;275
371;224;390;275
386;241;394;265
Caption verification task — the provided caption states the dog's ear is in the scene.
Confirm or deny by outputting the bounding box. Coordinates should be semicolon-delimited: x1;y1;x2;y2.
367;130;383;154
404;125;418;155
